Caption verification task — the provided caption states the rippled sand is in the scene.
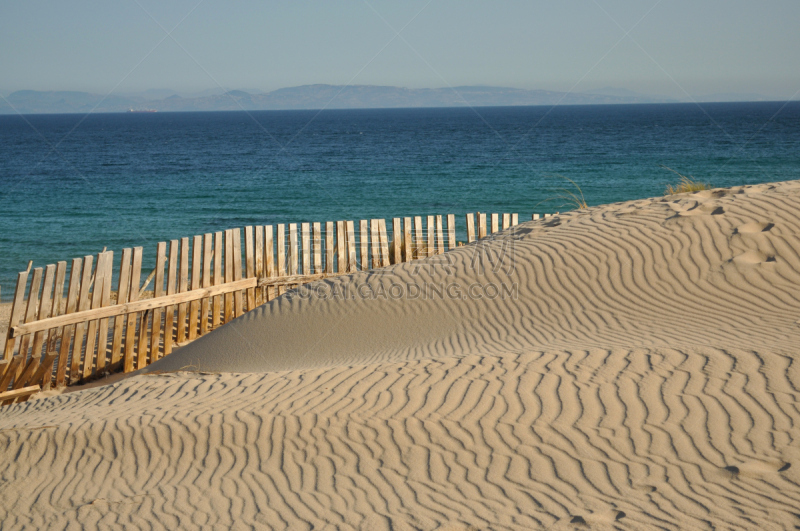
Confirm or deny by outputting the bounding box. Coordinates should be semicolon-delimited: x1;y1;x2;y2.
2;181;800;530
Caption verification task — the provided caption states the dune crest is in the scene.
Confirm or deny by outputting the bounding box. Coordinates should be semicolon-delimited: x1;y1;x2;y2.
2;181;800;529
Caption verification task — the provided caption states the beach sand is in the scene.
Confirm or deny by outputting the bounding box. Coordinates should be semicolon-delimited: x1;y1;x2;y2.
2;181;800;529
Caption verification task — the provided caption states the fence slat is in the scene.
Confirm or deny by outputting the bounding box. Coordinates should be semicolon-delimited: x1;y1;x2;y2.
0;356;22;394
27;264;56;380
212;232;223;326
427;215;435;258
56;258;82;387
512;213;519;226
358;220;368;270
391;218;401;265
83;253;109;379
188;235;202;339
178;237;191;337
232;228;244;317
95;253;114;373
491;213;499;233
17;266;55;388
447;214;456;249
245;226;256;311
346;221;356;272
163;241;179;356
3;271;29;363
149;243;166;362
435;215;444;255
288;224;298;276
17;268;44;383
41;261;67;388
123;248;142;374
136;308;149;371
301;223;311;276
532;213;540;221
378;219;390;267
279;224;289;296
336;221;346;274
502;213;510;229
403;218;413;262
312;222;322;275
223;230;234;323
413;217;423;259
370;220;380;269
265;225;275;301
200;233;213;335
254;226;264;305
325;222;334;274
466;213;475;243
110;251;131;367
478;213;487;239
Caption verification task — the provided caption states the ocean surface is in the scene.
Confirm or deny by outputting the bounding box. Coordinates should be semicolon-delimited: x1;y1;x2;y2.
1;102;799;299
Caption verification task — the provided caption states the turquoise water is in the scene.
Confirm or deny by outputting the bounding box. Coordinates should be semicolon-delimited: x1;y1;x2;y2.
1;102;799;299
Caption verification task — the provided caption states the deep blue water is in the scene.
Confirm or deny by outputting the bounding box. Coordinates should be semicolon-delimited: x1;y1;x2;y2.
1;102;799;299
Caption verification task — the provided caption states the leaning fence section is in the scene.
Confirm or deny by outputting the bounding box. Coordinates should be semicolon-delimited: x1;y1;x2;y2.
0;211;553;405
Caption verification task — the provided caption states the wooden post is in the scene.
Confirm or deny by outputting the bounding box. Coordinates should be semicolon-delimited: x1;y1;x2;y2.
223;231;234;324
15;267;43;382
254;226;264;306
378;219;390;267
370;219;380;269
163;241;179;356
391;218;402;265
512;213;519;226
188;235;202;338
232;227;244;317
346;221;356;272
325;221;334;274
212;232;223;326
478;213;487;239
491;213;499;233
83;254;110;378
17;265;56;388
264;225;275;301
3;271;29;362
427;215;435;258
42;261;67;388
532;213;540;221
277;224;287;296
56;258;82;386
413;217;423;259
200;233;213;335
244;226;256;311
95;253;114;373
403;217;412;262
178;237;190;339
287;224;298;276
313;222;322;274
301;222;311;275
502;213;510;229
122;248;142;374
70;257;94;381
149;243;166;362
435;215;444;255
447;214;456;250
466;213;476;243
336;221;346;273
359;220;369;270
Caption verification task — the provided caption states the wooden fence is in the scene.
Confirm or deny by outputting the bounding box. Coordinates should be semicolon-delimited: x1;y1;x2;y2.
0;211;552;405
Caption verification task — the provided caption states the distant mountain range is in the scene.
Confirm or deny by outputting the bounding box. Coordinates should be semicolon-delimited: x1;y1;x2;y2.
0;84;782;115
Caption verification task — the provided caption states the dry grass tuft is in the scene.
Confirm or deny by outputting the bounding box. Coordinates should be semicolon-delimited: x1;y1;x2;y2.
540;175;589;211
661;165;712;195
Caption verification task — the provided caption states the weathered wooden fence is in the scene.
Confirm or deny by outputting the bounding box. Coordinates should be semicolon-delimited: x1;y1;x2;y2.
0;211;552;405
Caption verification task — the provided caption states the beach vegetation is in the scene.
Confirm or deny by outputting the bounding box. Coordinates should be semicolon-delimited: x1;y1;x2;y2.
539;175;589;211
661;165;712;195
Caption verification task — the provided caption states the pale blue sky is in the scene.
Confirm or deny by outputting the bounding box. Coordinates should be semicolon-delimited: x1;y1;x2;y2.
1;0;799;99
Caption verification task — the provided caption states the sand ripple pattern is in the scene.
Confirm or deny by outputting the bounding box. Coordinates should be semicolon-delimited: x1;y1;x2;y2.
2;346;800;529
3;181;800;529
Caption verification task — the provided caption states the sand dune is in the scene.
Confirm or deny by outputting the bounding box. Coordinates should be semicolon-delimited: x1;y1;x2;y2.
2;181;800;529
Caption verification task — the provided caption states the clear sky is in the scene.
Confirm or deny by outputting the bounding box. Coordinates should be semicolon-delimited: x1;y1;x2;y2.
1;0;799;99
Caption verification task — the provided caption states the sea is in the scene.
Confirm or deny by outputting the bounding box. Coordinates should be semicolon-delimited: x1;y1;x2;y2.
1;102;799;299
